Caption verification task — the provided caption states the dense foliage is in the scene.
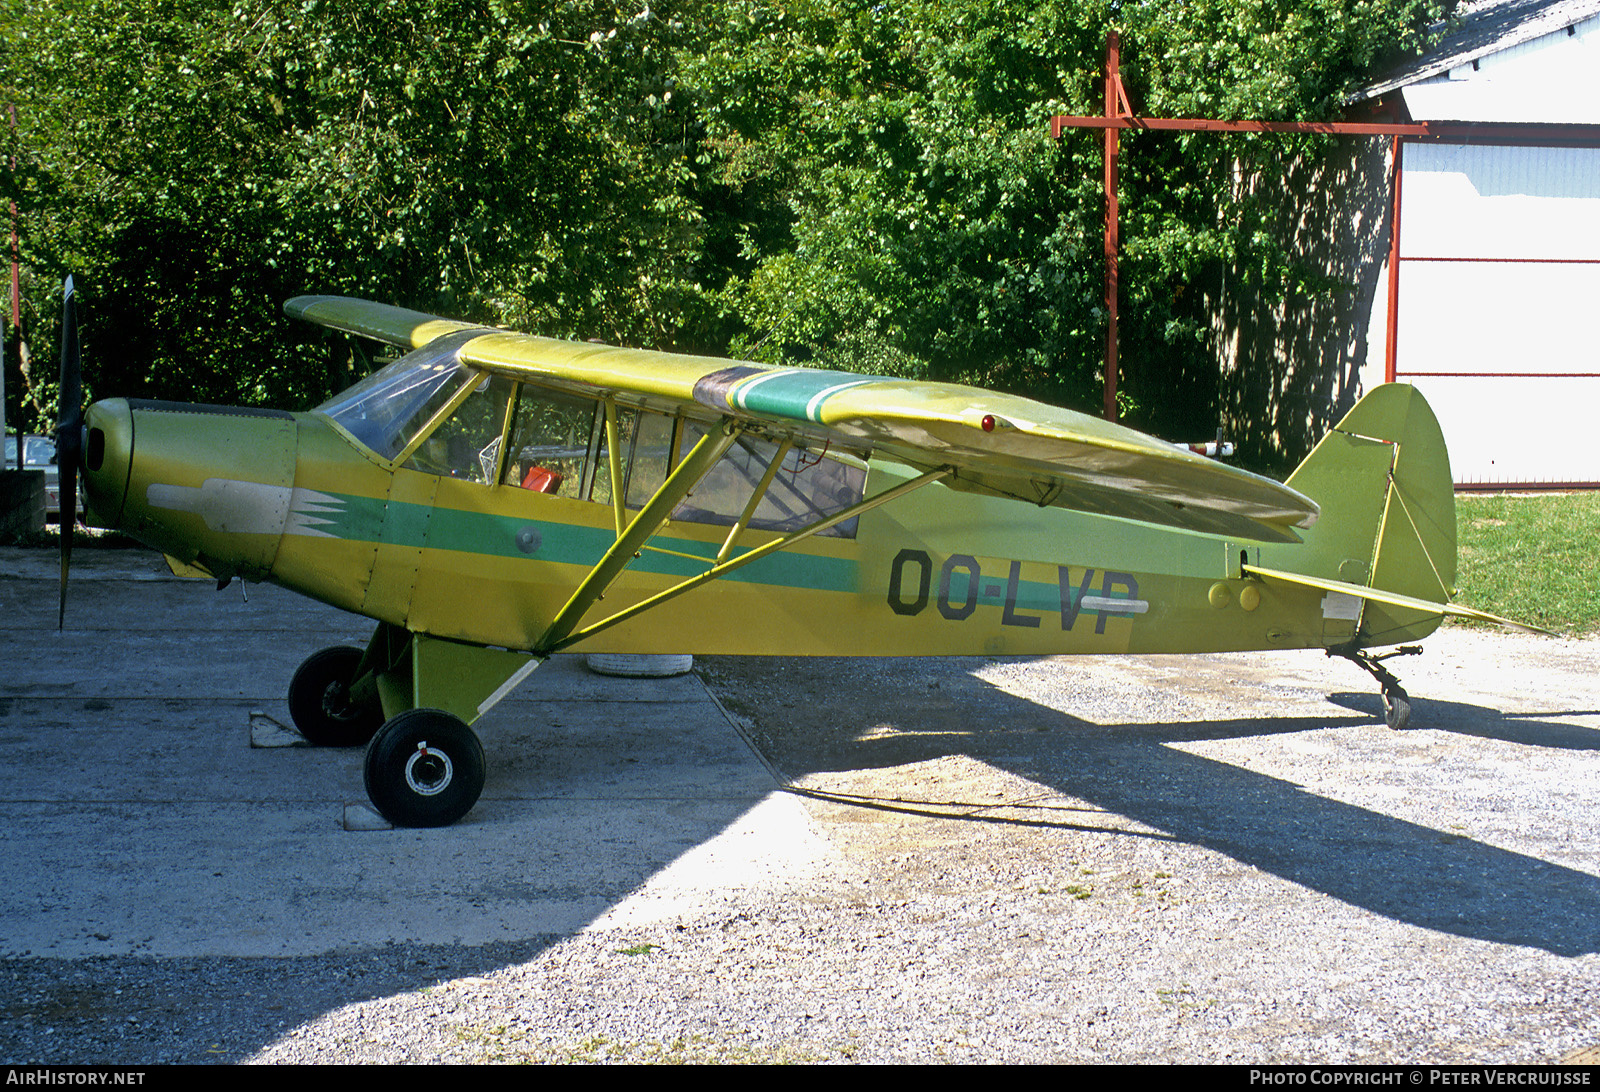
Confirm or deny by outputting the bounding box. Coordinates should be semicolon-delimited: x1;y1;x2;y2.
2;0;1449;437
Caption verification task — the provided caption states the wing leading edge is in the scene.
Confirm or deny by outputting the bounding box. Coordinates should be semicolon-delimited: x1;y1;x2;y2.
287;295;1318;543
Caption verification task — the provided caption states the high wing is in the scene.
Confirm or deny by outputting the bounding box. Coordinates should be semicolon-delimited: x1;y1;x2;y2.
287;295;1318;543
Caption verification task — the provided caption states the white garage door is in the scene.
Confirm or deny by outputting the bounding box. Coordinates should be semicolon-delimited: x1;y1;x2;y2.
1395;141;1600;487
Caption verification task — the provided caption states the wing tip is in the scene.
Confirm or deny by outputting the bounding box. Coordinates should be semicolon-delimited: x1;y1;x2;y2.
282;295;479;348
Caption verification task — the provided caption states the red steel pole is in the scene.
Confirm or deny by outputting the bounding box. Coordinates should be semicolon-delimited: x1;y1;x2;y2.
1384;135;1404;384
1053;68;1600;421
1103;31;1121;422
8;104;18;333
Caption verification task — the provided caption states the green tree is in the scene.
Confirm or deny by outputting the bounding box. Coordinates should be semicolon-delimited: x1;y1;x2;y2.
1109;0;1449;434
2;0;1453;441
1;0;714;424
680;0;1449;433
680;0;1111;409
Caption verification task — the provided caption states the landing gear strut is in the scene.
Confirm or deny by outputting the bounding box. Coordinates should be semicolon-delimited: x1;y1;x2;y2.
1330;644;1421;730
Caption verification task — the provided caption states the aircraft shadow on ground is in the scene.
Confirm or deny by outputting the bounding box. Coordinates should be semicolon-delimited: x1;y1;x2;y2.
0;939;565;1065
1326;691;1600;750
733;659;1600;959
7;560;1597;1062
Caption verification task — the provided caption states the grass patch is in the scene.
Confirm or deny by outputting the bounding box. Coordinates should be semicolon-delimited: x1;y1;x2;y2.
1455;493;1600;636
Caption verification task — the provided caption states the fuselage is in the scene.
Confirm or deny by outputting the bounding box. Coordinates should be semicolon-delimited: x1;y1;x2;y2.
80;392;1360;660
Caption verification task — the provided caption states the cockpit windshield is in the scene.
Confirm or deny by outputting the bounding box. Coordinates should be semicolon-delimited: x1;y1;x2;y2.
315;331;482;460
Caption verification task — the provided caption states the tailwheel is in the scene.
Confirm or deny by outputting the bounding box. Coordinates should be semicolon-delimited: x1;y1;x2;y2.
1330;643;1422;731
1382;685;1412;732
288;646;382;747
364;708;486;828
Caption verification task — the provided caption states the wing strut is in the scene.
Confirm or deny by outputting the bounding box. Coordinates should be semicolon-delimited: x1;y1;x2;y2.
535;419;743;653
537;464;954;655
603;400;627;537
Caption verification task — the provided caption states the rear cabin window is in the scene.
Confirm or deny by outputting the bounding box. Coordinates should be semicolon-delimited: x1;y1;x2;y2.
671;424;866;537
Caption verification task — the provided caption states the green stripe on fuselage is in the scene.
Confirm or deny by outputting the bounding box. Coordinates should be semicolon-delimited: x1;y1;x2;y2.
944;569;1058;615
307;491;856;592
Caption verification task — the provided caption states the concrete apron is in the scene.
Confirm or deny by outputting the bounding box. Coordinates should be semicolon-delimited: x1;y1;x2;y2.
0;547;830;958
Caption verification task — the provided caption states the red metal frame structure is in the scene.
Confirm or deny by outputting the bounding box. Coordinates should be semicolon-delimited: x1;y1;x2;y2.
1050;31;1600;423
5;104;17;467
7;105;17;336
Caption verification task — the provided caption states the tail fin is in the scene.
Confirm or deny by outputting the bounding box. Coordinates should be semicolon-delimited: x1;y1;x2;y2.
1263;384;1457;647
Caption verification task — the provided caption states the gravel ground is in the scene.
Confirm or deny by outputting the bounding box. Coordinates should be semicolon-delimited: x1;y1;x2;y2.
3;627;1597;1064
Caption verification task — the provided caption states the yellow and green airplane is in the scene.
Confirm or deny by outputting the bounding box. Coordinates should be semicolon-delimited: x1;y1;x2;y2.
54;283;1533;827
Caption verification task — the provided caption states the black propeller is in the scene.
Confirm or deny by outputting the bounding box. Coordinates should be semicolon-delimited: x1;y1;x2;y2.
56;275;83;630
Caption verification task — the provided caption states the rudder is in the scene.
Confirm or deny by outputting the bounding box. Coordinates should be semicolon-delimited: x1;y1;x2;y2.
1271;385;1457;647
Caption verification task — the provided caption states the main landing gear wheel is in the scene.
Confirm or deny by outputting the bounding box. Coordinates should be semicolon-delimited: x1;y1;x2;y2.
364;708;486;828
288;646;382;747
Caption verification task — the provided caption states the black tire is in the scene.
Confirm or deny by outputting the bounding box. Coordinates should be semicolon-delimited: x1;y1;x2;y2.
364;708;486;828
288;646;383;747
1383;686;1412;731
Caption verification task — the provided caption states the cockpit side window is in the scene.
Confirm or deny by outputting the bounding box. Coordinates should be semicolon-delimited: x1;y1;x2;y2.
502;387;865;535
333;367;868;537
625;412;676;508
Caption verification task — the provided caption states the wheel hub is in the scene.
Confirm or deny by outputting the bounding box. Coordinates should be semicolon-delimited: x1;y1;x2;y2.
321;681;354;720
404;741;454;796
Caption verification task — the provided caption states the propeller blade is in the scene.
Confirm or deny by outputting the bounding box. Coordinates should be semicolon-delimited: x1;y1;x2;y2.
57;275;82;630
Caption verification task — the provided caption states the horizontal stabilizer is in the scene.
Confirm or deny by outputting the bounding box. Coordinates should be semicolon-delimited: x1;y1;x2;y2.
1242;564;1557;636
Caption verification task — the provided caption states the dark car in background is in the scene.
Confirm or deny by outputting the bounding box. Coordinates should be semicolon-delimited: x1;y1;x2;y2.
5;433;80;520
